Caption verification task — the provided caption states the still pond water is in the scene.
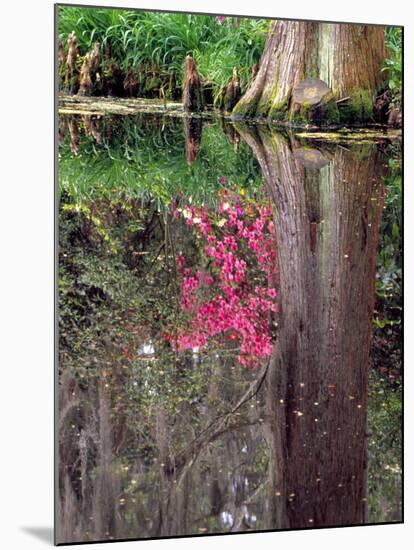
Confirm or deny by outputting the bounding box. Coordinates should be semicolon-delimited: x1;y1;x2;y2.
57;112;402;543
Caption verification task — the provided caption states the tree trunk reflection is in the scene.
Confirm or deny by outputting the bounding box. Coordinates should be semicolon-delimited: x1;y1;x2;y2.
237;125;387;528
58;115;394;541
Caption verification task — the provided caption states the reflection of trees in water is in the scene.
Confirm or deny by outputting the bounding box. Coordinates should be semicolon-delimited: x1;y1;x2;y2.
58;198;271;542
184;117;202;165
58;113;182;151
219;118;241;152
57;121;401;543
59;114;104;154
58;113;262;206
59;371;123;541
238;126;387;528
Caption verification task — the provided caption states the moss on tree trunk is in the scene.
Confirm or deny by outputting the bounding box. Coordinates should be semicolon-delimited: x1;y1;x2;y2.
232;22;386;125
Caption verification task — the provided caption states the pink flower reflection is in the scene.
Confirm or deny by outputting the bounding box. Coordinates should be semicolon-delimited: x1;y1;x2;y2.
170;189;279;368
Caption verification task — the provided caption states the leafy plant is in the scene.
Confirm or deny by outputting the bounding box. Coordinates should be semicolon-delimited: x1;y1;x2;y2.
383;27;402;108
58;6;269;99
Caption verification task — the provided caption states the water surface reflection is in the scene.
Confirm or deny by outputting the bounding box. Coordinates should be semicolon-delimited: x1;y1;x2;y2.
57;114;402;543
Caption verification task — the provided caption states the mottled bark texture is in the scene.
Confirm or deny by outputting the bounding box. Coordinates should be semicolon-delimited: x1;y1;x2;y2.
237;125;387;528
223;67;242;113
182;55;204;112
64;32;80;94
232;22;386;124
78;53;93;96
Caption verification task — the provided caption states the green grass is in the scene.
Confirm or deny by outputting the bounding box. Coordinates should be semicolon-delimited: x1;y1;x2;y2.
58;6;269;99
59;6;402;110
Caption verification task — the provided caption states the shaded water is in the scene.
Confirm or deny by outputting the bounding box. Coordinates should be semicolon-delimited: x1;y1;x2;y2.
57;113;402;543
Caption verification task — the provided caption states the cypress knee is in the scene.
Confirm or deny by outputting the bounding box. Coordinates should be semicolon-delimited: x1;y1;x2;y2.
145;63;162;98
123;67;139;97
169;71;180;101
65;31;79;94
89;42;101;88
223;67;241;113
182;55;203;112
58;39;66;90
78;53;93;96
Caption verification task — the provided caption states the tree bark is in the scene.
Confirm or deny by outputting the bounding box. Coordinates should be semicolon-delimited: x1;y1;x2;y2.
236;125;387;528
182;55;204;112
232;22;386;124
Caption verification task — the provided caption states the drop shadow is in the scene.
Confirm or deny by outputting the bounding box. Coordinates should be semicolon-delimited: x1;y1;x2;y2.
21;526;54;544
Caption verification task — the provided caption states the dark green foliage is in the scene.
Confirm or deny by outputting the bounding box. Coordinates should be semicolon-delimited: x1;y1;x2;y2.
376;151;402;311
322;99;340;125
383;27;402;109
267;100;289;122
374;149;402;357
369;152;402;523
339;89;373;124
290;98;340;126
367;369;402;522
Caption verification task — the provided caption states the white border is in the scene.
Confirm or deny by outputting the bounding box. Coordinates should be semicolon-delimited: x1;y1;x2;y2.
1;1;411;548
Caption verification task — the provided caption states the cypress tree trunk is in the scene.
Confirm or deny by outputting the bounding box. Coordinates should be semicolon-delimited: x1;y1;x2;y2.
232;22;385;124
237;126;387;528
